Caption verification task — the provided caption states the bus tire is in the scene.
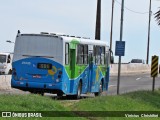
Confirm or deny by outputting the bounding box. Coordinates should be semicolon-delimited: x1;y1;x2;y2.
66;95;73;99
68;82;82;99
75;81;82;99
57;93;63;98
37;92;44;96
31;91;44;96
95;80;103;97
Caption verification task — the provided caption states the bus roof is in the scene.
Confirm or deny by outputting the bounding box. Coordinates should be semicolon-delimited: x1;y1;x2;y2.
20;33;109;47
61;36;108;47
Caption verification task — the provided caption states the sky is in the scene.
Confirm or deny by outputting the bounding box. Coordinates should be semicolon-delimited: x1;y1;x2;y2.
0;0;160;64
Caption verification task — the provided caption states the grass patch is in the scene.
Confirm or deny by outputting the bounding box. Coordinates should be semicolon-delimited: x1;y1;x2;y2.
1;90;160;120
0;94;64;111
70;92;159;111
68;90;160;120
0;94;86;120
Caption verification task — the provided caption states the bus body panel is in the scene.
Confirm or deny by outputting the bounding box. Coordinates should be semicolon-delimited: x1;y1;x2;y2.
11;33;111;95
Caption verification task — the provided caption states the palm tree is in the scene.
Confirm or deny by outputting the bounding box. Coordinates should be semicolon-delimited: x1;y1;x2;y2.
155;9;160;25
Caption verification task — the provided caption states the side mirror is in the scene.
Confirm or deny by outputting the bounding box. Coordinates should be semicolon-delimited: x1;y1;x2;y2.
109;49;114;64
7;59;10;63
110;56;114;64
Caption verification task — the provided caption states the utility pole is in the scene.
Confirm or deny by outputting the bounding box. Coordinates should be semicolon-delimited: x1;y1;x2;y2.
95;0;101;40
110;0;115;51
146;0;152;64
117;0;125;95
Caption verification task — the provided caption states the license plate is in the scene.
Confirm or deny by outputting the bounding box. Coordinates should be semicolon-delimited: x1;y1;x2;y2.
33;75;41;78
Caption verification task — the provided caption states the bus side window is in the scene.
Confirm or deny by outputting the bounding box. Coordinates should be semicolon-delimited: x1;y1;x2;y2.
77;44;84;64
93;46;96;64
106;52;109;66
7;55;11;63
96;46;101;65
100;47;105;65
65;43;69;65
84;45;88;64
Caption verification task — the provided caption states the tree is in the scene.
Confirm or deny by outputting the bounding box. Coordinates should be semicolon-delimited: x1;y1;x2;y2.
155;8;160;25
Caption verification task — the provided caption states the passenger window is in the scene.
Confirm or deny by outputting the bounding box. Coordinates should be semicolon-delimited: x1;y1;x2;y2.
65;43;69;65
77;44;88;64
101;47;105;65
96;46;101;65
84;45;88;64
77;44;84;64
94;46;105;65
106;52;109;66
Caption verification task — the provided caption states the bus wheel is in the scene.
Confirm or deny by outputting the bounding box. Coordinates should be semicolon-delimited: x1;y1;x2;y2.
66;82;82;100
35;92;44;96
95;81;103;97
57;93;63;98
75;82;82;99
40;92;44;96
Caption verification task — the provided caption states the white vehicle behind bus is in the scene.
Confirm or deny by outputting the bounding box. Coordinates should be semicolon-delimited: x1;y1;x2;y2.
0;52;13;74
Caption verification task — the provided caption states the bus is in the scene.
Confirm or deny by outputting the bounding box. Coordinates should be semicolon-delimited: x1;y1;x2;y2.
0;52;13;74
11;32;113;98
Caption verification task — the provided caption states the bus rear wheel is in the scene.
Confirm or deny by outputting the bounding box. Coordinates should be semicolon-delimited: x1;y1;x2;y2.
95;81;103;97
76;82;82;99
66;82;82;99
30;91;44;96
57;93;63;98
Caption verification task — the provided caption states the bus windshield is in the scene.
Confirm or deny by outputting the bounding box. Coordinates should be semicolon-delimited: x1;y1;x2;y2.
0;55;6;63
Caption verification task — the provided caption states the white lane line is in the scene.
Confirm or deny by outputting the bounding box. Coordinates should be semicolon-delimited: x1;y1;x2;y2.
136;77;141;81
109;85;117;88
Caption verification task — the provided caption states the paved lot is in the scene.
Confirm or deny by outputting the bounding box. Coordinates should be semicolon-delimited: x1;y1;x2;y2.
108;73;160;95
0;73;159;97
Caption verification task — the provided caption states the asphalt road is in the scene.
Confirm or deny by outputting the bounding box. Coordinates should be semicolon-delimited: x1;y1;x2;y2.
108;73;160;95
0;73;160;97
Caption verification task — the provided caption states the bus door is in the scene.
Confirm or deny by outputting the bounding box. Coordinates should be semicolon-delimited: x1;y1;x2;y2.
88;46;101;92
88;47;96;92
88;53;92;92
70;49;76;79
69;48;76;93
69;40;79;93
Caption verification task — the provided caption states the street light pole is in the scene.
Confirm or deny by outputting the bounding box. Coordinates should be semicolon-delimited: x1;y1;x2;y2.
117;0;125;95
95;0;101;40
110;0;115;51
146;0;152;64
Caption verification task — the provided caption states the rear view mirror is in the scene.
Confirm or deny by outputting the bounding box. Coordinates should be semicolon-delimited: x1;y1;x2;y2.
109;49;114;64
7;59;10;63
7;55;11;63
110;56;114;64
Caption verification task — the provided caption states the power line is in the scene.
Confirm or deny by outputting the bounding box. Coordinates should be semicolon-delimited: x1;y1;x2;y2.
115;0;149;15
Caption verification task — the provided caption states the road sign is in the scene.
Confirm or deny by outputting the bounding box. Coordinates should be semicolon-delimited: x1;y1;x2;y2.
151;55;159;77
115;41;125;56
151;55;159;92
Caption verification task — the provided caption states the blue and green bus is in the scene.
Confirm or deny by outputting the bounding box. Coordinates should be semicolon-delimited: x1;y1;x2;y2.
11;32;113;98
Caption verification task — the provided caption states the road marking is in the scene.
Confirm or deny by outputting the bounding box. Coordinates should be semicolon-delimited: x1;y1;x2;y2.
136;77;141;81
109;85;117;88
